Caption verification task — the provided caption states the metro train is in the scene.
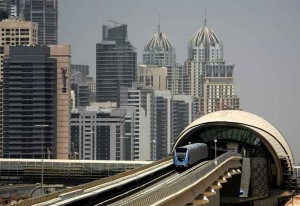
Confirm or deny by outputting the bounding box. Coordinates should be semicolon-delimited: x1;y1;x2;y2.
173;143;208;168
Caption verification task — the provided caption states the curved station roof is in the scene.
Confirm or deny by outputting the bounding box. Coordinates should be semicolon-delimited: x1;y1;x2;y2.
172;110;294;186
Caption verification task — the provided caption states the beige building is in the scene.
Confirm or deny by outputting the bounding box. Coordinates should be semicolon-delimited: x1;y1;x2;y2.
49;45;71;159
0;17;38;80
137;64;168;91
0;17;38;157
183;60;196;96
203;78;240;114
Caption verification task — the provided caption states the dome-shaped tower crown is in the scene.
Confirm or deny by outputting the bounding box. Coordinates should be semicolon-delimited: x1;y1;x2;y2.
144;32;174;52
142;19;176;67
188;26;222;48
188;14;223;61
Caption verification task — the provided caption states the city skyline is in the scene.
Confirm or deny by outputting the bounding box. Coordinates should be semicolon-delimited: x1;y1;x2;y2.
59;0;300;163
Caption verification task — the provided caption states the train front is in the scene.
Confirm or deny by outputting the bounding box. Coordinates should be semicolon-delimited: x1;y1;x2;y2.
173;147;189;168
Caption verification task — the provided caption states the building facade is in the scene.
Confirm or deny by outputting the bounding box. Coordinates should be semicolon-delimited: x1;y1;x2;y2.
0;17;38;81
172;95;194;141
49;45;71;159
3;46;57;158
0;17;38;156
23;0;58;45
71;64;89;77
142;25;176;67
2;45;70;159
186;20;240;114
0;0;23;17
120;82;196;161
137;64;168;91
120;83;155;161
71;108;130;160
96;23;136;105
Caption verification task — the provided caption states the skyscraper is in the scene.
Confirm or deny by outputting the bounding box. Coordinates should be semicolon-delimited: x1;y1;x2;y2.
96;23;136;105
186;17;240;114
142;24;183;94
142;24;176;67
120;83;154;161
0;0;23;17
0;17;38;157
2;45;71;159
0;0;10;13
23;0;58;45
187;19;223;98
49;44;71;159
3;46;57;158
137;64;168;91
202;65;240;114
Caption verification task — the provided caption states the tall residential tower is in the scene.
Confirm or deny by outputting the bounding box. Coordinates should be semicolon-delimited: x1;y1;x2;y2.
142;23;176;67
23;0;58;45
96;23;136;105
186;16;240;114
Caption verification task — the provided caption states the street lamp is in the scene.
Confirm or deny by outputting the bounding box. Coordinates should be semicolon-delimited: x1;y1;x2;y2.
85;131;95;160
214;139;218;165
35;124;49;196
74;152;78;160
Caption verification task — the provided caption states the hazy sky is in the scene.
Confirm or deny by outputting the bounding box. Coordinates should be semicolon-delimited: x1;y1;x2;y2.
59;0;300;163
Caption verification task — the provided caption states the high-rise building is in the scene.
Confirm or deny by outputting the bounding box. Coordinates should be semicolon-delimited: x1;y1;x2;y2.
137;64;168;91
167;65;184;95
120;82;154;161
142;25;183;94
71;72;91;108
71;64;89;77
154;90;172;159
96;23;136;105
49;44;71;159
187;20;224;98
71;107;130;160
2;45;70;159
23;0;58;45
0;17;38;80
142;24;176;67
172;95;194;141
120;82;196;161
202;65;240;114
88;80;96;103
0;17;38;157
0;0;23;17
0;0;9;13
186;18;240;114
3;46;57;159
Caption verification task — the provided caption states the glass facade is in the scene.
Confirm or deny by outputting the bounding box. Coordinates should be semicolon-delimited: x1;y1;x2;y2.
23;0;58;45
3;46;57;159
96;24;136;105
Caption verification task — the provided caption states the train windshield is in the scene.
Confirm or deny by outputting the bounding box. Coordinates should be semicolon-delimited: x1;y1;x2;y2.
176;148;187;161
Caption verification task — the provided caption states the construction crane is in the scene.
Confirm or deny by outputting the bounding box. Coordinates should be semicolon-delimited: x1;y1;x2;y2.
107;20;124;26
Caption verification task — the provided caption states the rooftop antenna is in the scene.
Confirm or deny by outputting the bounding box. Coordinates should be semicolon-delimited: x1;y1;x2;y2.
101;12;103;27
158;13;161;33
204;8;207;26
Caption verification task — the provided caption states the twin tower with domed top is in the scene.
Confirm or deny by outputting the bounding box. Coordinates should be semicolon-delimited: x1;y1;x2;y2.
142;17;224;68
141;16;239;114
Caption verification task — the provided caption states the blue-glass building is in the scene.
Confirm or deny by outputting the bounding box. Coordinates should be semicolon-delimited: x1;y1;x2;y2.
96;23;136;105
3;46;57;158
